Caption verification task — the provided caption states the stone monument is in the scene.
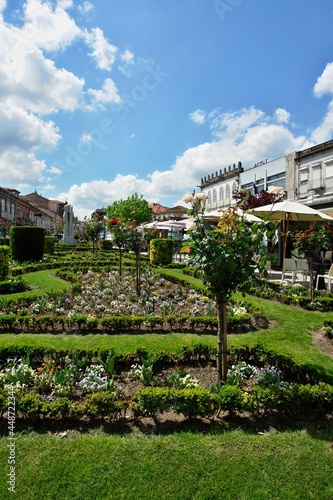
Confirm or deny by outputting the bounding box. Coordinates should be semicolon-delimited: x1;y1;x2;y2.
62;204;76;244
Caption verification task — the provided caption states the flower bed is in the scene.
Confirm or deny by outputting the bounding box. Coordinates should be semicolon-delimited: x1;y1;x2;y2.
0;269;267;333
1;355;332;423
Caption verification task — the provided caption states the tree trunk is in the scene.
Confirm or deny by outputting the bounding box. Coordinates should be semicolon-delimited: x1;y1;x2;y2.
216;295;228;381
305;255;314;300
119;248;122;278
135;248;141;296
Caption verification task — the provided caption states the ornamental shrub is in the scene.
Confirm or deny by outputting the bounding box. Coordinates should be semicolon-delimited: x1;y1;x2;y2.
150;238;174;265
44;236;56;255
10;226;45;263
0;245;10;280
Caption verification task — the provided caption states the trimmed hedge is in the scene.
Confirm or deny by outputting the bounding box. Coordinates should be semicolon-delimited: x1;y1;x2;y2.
10;226;45;263
0;245;10;280
2;383;332;421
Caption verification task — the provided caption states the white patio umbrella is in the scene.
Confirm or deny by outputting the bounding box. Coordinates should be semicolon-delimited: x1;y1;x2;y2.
250;199;333;223
204;208;262;223
141;219;188;230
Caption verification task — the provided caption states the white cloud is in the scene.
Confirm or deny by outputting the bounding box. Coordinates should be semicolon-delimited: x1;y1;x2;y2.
119;49;134;75
120;49;134;64
314;62;333;97
311;100;333;144
0;104;60;151
87;78;121;106
57;176;151;219
189;109;206;124
85;27;117;71
48;166;62;175
211;107;266;139
0;23;85;114
0;150;47;187
78;1;94;15
22;0;81;52
275;108;290;123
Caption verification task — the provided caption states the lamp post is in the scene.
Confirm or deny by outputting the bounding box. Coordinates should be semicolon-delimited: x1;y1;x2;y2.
103;215;107;239
148;201;154;222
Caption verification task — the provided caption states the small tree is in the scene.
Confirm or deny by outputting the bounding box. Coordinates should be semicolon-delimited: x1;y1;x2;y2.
107;195;151;292
83;215;104;254
108;220;131;278
182;192;272;381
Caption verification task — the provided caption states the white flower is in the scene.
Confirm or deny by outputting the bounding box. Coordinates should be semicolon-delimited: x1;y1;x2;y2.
267;186;285;197
185;217;196;231
195;192;207;203
182;193;194;203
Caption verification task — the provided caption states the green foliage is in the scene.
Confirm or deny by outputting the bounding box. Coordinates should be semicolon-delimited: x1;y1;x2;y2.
292;225;332;257
150;238;174;265
0;276;28;294
130;355;155;386
44;236;56;255
10;226;45;263
0;245;10;280
106;193;150;225
184;205;271;299
214;384;244;413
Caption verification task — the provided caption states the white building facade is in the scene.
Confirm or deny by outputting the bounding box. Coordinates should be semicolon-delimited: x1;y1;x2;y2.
200;139;333;214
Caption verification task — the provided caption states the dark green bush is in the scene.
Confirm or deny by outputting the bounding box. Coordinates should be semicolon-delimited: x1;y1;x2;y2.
0;245;10;280
10;226;45;263
44;236;56;255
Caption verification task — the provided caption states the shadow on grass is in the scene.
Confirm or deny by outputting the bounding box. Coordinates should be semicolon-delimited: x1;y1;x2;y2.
1;411;332;441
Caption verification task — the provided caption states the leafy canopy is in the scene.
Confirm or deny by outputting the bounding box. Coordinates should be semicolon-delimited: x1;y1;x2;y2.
106;193;150;225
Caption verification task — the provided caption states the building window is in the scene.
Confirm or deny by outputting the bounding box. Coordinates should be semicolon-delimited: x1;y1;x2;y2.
232;181;238;194
241;183;255;195
207;191;212;205
311;163;323;189
212;189;217;203
225;185;231;199
325;159;333;178
299;167;308;183
219;186;224;201
267;172;286;190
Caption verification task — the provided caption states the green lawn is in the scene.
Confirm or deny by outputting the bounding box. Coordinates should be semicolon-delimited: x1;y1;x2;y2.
0;430;332;499
3;269;71;300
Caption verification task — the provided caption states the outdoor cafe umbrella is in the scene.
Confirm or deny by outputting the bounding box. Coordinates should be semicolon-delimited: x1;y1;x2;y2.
250;199;333;223
250;199;333;263
204;208;262;223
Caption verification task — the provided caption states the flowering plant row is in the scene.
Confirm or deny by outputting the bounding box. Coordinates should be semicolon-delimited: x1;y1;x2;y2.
0;311;262;334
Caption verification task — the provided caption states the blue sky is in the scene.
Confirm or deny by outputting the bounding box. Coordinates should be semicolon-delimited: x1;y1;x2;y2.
1;0;333;219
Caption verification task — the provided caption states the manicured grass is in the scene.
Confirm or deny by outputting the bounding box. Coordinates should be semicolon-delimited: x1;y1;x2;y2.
3;270;70;300
1;430;332;499
0;332;217;356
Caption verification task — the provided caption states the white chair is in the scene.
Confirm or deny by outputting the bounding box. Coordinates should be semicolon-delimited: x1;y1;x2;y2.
296;258;309;284
323;251;333;263
281;258;297;283
316;264;333;291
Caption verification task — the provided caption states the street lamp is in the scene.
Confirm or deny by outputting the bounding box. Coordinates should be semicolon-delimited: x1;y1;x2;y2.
148;201;154;222
103;215;107;239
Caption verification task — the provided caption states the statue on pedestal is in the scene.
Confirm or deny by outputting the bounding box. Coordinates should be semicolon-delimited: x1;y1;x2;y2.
62;204;76;245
